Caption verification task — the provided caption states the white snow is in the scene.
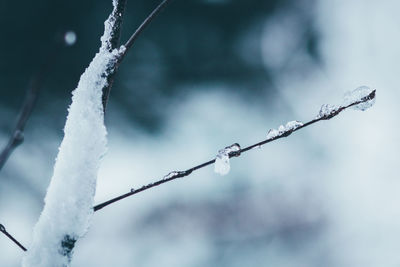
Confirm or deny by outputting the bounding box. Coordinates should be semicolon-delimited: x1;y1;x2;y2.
214;143;241;176
343;85;376;111
22;1;124;266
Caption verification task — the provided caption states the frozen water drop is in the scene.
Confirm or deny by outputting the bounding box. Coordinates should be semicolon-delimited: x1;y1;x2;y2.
214;143;241;176
343;86;376;111
64;31;77;46
130;188;135;193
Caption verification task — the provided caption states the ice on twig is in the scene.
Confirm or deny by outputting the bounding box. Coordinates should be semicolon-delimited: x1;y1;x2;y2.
343;85;376;111
214;143;241;176
64;31;77;46
317;104;338;119
163;171;180;180
266;120;303;140
267;128;280;139
285;120;303;131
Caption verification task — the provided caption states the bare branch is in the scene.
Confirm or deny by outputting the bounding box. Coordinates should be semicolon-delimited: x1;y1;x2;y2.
0;223;27;252
0;37;70;172
93;90;376;212
121;0;174;58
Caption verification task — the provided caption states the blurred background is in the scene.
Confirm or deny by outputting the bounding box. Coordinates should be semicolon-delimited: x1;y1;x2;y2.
0;0;398;266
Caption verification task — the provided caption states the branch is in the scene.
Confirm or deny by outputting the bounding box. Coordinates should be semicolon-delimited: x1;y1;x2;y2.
93;89;376;212
102;0;174;110
120;0;174;59
0;64;45;171
0;224;27;252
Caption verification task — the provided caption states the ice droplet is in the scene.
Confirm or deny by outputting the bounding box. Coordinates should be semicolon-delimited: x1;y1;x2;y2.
64;31;77;46
343;86;376;111
214;143;241;176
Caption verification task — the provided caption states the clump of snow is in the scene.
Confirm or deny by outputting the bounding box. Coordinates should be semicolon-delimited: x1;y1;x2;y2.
343;85;376;111
23;1;124;266
214;143;241;176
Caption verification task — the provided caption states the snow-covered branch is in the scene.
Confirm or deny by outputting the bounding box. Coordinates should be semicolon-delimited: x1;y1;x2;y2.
93;87;376;212
22;1;127;266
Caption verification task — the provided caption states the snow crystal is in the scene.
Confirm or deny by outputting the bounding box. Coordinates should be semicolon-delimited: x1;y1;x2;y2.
343;85;376;111
214;143;241;176
23;2;123;266
64;31;77;46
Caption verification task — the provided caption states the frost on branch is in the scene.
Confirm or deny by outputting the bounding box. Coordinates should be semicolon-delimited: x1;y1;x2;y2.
343;85;376;111
266;121;304;139
22;1;125;266
317;86;375;120
214;143;241;176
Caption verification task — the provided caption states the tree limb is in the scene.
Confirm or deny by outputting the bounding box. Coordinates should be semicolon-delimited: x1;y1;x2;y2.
93;90;376;212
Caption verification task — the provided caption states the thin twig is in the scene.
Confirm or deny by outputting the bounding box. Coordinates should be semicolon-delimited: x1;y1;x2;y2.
0;43;63;172
120;0;174;59
102;0;174;110
93;90;376;212
0;223;27;251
